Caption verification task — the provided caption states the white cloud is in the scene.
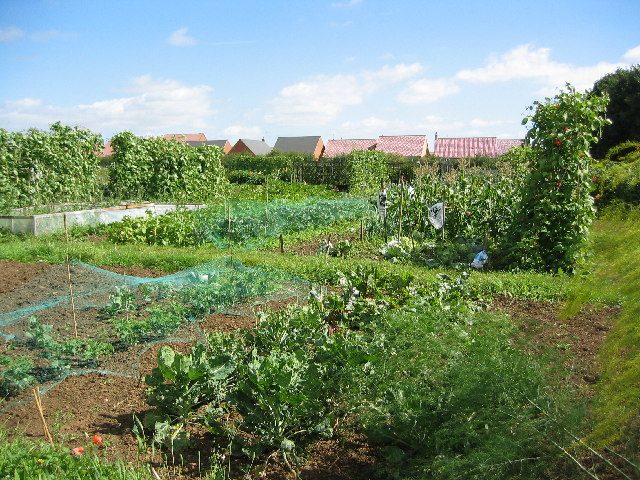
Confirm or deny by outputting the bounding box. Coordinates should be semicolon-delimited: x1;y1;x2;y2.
623;45;640;62
455;43;625;93
223;125;263;139
30;30;76;42
331;0;362;7
265;63;423;126
0;27;75;42
0;76;216;136
398;78;460;104
168;27;197;47
0;27;25;42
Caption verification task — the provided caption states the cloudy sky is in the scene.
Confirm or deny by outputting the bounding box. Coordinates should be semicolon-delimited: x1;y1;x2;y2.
1;0;639;145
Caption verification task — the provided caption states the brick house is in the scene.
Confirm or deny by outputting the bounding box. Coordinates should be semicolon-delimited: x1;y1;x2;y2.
228;139;273;156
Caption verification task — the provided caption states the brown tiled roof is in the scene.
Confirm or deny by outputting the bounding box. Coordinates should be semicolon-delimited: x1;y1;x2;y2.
376;135;428;157
324;139;377;157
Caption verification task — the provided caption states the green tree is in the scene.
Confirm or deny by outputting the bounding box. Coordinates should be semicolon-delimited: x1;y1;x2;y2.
502;84;610;272
591;65;640;158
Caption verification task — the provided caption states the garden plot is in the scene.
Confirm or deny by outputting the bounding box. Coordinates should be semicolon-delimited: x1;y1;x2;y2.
0;258;307;412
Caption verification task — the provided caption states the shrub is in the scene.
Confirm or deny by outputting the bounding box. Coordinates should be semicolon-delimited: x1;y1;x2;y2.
604;140;640;163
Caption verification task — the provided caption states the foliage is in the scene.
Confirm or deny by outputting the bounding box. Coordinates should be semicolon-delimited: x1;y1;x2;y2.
0;355;35;397
348;150;390;195
228;179;339;202
26;316;114;369
112;303;186;345
594;156;640;204
591;65;640;158
350;307;574;480
108;132;228;202
501;84;610;272
0;122;103;212
377;167;525;268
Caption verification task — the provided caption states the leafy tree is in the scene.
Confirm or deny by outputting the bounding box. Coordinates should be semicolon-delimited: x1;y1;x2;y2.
591;65;640;158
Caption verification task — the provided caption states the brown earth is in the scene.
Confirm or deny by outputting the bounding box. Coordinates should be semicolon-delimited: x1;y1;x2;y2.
490;296;621;397
0;260;52;295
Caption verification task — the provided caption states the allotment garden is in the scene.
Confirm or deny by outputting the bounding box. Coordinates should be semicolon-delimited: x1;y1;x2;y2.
0;85;638;479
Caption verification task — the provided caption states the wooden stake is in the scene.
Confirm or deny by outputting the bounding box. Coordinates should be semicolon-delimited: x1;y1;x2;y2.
63;215;78;338
442;203;446;241
397;177;404;241
279;234;284;253
33;387;54;445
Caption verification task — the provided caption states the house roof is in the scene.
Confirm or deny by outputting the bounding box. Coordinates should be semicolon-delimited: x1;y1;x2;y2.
163;133;207;142
239;139;272;155
376;135;428;157
324;139;377;157
99;141;113;157
273;136;322;155
186;140;229;148
433;137;525;158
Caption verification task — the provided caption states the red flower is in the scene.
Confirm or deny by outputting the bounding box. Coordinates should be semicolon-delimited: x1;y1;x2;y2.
92;435;103;446
71;447;85;456
555;182;562;187
554;139;562;146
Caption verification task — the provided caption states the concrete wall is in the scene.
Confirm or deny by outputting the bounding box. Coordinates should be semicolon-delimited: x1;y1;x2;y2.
0;204;205;236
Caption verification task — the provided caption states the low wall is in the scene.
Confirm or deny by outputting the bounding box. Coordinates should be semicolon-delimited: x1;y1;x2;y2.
0;204;205;235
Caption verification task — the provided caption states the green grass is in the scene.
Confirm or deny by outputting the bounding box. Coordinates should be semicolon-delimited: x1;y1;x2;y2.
566;205;640;449
0;233;581;302
0;430;151;479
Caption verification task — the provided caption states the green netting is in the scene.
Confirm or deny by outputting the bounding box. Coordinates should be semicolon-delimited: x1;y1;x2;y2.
0;258;308;408
108;197;376;248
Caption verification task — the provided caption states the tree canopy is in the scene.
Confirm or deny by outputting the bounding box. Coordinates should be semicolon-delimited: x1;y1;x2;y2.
591;65;640;158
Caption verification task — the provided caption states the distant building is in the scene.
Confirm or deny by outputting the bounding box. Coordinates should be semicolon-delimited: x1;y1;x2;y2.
163;133;208;142
375;135;429;157
433;136;524;158
98;141;113;157
324;139;377;158
228;138;273;156
273;136;324;159
186;140;232;154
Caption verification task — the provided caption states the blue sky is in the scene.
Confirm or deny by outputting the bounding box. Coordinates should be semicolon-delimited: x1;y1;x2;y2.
1;0;639;146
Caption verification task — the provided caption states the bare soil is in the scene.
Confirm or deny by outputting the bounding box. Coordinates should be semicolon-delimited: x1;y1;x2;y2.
0;260;52;295
490;296;621;397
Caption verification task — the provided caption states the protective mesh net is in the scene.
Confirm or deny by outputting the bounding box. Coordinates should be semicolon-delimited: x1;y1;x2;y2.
0;258;308;409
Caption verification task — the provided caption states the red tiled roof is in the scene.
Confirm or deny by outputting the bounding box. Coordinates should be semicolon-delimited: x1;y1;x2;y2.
433;137;524;158
376;135;428;157
495;138;525;155
99;141;113;157
324;139;377;157
163;133;207;142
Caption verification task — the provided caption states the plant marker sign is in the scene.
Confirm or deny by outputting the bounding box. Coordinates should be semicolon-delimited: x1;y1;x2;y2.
428;202;444;229
377;189;387;219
